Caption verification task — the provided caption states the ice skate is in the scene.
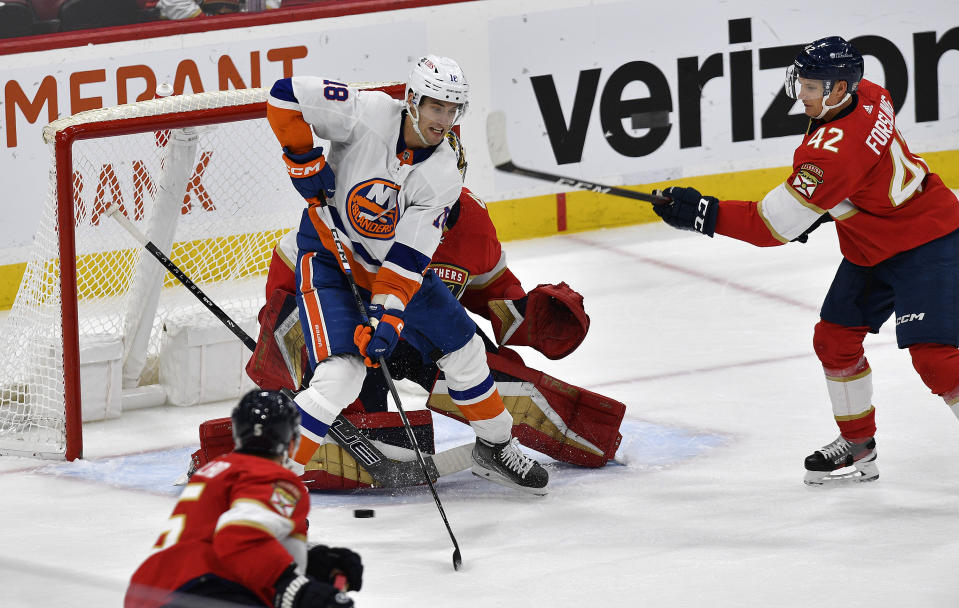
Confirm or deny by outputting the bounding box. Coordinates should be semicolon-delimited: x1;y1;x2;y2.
803;435;878;485
472;437;549;495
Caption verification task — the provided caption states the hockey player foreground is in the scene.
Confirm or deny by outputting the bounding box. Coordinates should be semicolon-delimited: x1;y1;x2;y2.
187;57;625;494
652;36;959;486
127;390;363;608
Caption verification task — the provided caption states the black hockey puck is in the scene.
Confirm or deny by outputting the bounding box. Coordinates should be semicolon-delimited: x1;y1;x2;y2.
353;509;375;518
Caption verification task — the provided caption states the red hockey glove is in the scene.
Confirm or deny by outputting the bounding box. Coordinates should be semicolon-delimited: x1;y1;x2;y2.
653;186;718;237
353;304;403;367
283;146;335;205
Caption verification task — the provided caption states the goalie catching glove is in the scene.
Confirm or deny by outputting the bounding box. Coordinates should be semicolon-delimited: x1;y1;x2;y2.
653;186;719;237
283;146;336;205
353;304;404;367
490;282;590;360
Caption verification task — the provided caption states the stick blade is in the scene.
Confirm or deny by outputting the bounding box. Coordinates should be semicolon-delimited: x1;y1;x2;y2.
485;110;512;168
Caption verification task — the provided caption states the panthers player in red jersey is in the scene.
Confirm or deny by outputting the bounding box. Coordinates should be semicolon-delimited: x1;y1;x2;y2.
125;390;362;608
653;36;959;485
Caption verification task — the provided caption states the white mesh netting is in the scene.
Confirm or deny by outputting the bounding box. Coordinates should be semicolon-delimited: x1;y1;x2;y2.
0;88;301;458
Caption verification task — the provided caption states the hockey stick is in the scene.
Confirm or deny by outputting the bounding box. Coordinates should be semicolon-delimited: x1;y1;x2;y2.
104;204;473;490
319;204;463;571
486;110;668;204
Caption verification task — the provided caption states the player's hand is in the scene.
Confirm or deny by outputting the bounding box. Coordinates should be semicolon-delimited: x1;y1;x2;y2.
306;545;364;592
652;186;718;237
273;565;354;608
283;146;336;205
353;304;404;367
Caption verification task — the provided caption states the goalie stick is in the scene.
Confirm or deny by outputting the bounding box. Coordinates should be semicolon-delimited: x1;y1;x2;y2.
104;204;474;490
486;110;668;204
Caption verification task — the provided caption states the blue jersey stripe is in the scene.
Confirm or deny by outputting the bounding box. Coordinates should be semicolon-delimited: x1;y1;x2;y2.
385;241;432;275
448;374;495;402
270;78;299;104
297;405;331;438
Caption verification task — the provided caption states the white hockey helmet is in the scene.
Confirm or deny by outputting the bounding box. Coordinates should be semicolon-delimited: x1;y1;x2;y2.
405;55;469;124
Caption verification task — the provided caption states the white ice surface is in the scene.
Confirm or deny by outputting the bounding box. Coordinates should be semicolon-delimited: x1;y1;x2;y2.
2;222;958;607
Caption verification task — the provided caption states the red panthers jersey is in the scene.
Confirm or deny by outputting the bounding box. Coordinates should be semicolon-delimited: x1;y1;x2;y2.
717;79;959;265
125;453;310;608
431;187;526;311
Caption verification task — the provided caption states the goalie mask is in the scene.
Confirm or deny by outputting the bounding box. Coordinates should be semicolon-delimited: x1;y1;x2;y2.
784;36;863;119
406;55;469;146
232;390;301;457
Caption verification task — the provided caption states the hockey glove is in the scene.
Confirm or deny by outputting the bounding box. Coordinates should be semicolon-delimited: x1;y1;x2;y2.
283;146;336;205
306;545;364;592
353;304;404;367
273;565;353;608
653;186;719;237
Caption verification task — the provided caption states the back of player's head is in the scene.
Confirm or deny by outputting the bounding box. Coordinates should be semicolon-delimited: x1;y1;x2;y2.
785;36;864;99
232;390;301;457
405;55;469;122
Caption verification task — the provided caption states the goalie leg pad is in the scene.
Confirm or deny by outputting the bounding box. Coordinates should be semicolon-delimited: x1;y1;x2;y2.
427;348;624;467
191;411;435;490
186;417;235;478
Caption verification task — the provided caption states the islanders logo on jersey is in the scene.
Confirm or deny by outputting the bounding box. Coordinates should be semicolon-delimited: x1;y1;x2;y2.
791;163;824;199
347;179;401;240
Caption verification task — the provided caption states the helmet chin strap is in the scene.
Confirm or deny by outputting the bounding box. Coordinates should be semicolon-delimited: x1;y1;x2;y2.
815;92;850;119
408;103;432;147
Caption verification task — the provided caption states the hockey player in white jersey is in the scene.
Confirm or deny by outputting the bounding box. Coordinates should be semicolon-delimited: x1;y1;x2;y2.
267;56;549;494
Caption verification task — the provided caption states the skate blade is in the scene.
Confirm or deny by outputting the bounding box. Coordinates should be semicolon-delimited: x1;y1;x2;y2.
804;460;879;486
471;466;549;496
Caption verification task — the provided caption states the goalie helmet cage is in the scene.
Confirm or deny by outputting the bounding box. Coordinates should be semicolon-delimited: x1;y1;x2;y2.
0;82;405;461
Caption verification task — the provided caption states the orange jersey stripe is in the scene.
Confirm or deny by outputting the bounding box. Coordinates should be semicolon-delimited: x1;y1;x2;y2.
455;389;507;422
266;104;314;154
293;435;321;465
298;252;331;362
371;266;421;309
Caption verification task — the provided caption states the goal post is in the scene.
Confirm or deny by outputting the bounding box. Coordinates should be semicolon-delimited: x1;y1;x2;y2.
0;82;405;461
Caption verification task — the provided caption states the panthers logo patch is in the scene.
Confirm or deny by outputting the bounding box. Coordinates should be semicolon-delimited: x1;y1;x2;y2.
347;179;400;240
430;263;469;300
791;163;824;199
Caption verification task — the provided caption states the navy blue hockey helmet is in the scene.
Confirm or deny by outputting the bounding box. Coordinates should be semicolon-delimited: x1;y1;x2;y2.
785;36;864;99
232;390;301;457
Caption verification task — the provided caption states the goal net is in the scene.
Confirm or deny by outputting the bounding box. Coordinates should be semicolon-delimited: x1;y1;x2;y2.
0;82;404;460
